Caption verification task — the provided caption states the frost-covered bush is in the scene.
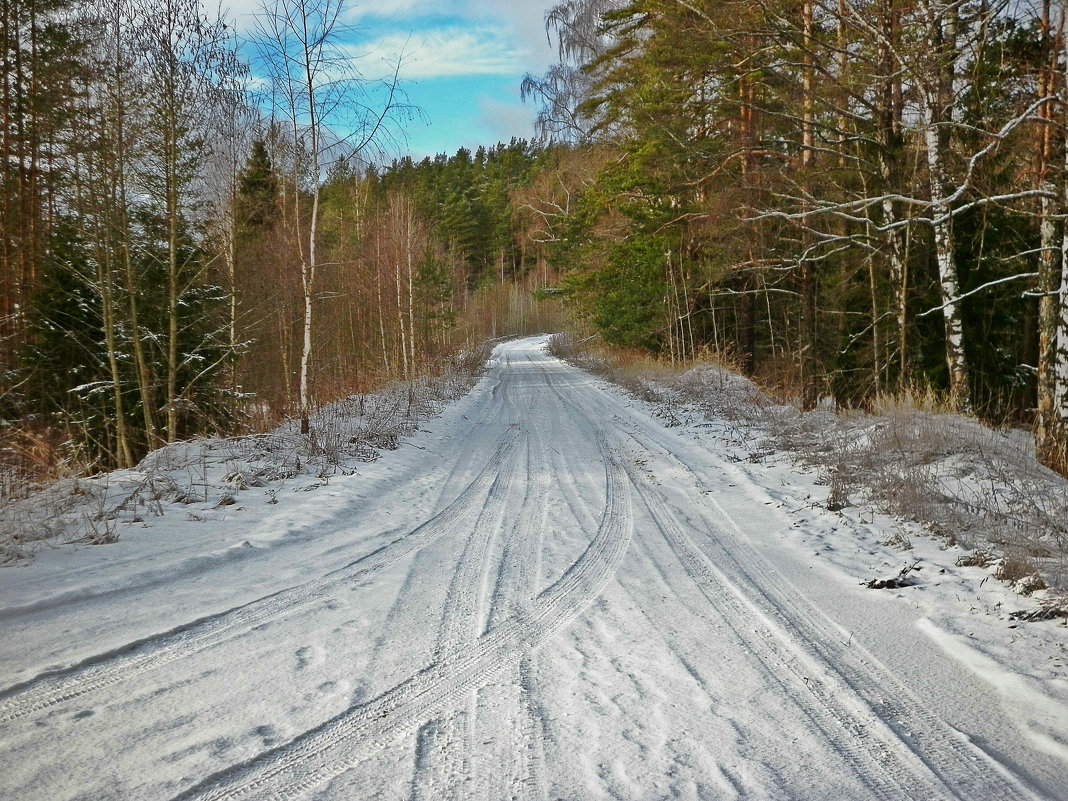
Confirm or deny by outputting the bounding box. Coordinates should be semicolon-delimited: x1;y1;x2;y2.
0;345;489;564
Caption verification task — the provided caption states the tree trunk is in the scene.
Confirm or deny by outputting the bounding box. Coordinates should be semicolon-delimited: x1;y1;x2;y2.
299;177;318;435
165;110;180;441
1042;24;1068;473
298;26;321;436
375;227;390;376
1036;0;1062;465
927;117;970;411
99;257;134;468
924;2;970;411
799;0;818;410
395;195;409;381
406;201;416;375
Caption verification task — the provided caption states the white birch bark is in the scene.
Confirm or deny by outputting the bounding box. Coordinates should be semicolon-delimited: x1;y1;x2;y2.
375;227;390;377
926;122;969;410
1056;201;1068;421
1054;54;1068;444
923;1;970;411
1035;0;1060;459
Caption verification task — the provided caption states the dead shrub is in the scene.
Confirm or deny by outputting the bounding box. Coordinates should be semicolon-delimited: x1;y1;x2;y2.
956;549;996;568
996;556;1041;585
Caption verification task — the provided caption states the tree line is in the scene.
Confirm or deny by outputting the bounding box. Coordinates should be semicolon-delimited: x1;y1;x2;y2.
522;0;1068;474
0;0;563;475
6;0;1068;480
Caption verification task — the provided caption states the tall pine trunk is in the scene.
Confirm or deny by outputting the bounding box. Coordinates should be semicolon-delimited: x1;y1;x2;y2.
798;0;818;410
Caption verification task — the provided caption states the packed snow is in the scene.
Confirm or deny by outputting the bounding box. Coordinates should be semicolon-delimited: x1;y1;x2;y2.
1;336;1066;800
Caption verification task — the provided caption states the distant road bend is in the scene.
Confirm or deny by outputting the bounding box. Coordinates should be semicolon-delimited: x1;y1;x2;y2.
0;336;1063;800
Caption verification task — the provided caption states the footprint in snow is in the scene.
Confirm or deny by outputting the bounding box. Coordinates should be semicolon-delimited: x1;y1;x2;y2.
295;646;311;670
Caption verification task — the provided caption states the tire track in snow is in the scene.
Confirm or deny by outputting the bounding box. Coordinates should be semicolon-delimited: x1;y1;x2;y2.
404;435;525;800
359;361;533;694
623;458;940;800
410;373;553;800
468;416;555;801
485;423;552;631
434;437;522;660
537;346;1043;799
171;435;632;801
428;363;515;513
534;358;616;538
517;652;550;801
618;427;1044;801
0;426;523;725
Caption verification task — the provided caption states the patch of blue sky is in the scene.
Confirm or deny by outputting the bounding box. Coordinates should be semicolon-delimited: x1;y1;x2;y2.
399;73;539;161
224;0;554;161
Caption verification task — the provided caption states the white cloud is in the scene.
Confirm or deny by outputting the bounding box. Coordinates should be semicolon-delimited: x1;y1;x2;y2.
457;1;554;64
356;0;431;18
351;1;555;73
361;27;525;80
218;0;556;78
477;95;536;143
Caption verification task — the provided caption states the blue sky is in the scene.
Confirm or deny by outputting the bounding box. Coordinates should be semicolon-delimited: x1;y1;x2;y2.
227;0;557;161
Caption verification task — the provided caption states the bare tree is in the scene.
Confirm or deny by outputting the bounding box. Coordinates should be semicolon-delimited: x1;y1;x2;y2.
252;0;411;434
200;26;255;398
136;0;239;441
521;0;625;141
77;0;140;467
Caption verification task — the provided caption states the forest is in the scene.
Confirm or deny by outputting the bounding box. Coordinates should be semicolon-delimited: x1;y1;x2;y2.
522;0;1068;475
3;0;1068;481
0;0;565;478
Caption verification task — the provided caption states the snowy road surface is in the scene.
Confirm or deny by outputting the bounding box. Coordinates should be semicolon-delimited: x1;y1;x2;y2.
1;337;1066;800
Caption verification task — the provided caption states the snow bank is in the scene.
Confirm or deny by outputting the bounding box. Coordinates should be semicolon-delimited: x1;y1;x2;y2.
548;333;1068;603
0;350;488;566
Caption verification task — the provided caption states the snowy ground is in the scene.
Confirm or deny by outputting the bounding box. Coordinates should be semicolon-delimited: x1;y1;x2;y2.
1;336;1066;800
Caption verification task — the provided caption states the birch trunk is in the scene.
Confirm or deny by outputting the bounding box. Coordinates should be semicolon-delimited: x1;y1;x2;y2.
299;181;317;434
1046;25;1068;472
406;201;416;375
109;0;158;447
376;228;390;376
799;0;818;410
98;0;134;467
926;112;970;411
877;0;910;387
299;22;320;436
1036;0;1063;466
166;112;180;441
1054;153;1068;436
395;197;409;381
924;2;970;411
98;255;134;468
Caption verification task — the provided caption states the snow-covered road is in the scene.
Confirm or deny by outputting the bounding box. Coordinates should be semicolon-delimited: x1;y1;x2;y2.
1;337;1066;799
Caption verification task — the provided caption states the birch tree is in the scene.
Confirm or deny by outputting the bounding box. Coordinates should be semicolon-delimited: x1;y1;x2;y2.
253;0;410;434
1041;13;1068;472
521;0;625;140
1036;0;1067;470
78;0;139;466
